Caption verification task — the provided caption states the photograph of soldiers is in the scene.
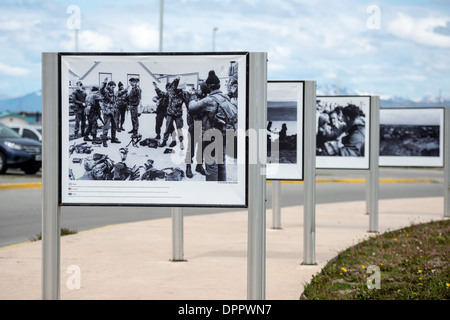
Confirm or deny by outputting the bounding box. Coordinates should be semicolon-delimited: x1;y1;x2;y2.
65;57;242;184
315;96;370;169
61;53;249;207
316;101;366;157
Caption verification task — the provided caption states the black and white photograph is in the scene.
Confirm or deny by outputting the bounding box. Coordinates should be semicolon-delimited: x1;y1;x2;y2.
316;96;371;169
379;108;444;167
266;81;303;180
59;53;248;207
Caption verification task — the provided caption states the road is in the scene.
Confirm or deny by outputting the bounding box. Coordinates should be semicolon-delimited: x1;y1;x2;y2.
0;167;445;247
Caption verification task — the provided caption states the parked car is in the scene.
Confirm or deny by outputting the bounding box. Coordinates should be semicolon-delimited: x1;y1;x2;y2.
0;123;42;174
10;124;42;142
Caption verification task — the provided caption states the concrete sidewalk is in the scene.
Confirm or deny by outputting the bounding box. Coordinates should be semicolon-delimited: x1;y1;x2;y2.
0;196;445;300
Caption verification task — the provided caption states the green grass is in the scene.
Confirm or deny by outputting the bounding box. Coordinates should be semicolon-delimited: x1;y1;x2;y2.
29;227;78;241
300;219;450;300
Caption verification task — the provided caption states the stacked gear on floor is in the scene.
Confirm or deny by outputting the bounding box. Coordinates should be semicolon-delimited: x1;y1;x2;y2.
139;137;159;148
113;162;141;181
69;142;95;156
127;133;142;147
140;159;166;181
72;146;187;181
78;153;115;180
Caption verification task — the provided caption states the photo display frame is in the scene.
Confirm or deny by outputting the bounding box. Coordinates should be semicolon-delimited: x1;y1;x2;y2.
266;81;304;180
379;107;444;167
59;52;249;207
316;96;371;170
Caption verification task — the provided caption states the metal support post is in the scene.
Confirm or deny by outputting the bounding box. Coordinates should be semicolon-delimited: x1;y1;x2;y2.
171;207;185;261
365;170;370;215
367;96;380;232
302;81;317;265
444;107;450;217
272;180;281;229
42;52;61;300
159;0;164;52
247;52;267;300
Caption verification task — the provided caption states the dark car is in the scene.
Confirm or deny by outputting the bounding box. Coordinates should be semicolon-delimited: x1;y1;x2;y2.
0;123;42;174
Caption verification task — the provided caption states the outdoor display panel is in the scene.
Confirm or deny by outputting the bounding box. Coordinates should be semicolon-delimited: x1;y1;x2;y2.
379;107;444;167
59;52;249;207
316;96;371;169
266;81;304;180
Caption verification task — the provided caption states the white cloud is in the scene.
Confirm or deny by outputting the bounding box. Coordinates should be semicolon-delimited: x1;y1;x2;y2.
128;23;159;50
0;63;29;76
401;74;428;81
0;18;42;32
387;12;450;48
0;0;449;101
58;30;115;52
78;30;114;52
0;20;25;31
268;62;285;72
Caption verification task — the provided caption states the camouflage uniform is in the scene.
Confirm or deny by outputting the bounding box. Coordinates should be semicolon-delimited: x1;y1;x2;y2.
128;79;142;134
159;77;187;148
71;86;87;138
83;87;103;143
100;81;120;147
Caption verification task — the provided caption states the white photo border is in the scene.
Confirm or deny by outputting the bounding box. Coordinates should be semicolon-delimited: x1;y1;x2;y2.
379;107;444;168
266;81;304;180
316;96;371;170
58;52;249;207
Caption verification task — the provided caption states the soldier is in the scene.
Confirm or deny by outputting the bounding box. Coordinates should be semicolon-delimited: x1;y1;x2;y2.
83;86;103;143
188;70;227;181
158;76;187;149
153;82;173;140
227;61;238;103
71;81;87;138
128;77;142;135
185;82;207;178
116;81;128;132
100;79;121;147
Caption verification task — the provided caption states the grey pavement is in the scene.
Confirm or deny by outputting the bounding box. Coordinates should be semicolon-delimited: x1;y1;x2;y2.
0;169;41;187
0;166;447;300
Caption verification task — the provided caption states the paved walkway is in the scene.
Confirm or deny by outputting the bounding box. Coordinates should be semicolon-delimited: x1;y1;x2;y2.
0;195;445;300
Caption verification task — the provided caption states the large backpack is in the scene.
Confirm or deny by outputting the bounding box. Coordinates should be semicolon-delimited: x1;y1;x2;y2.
210;93;238;130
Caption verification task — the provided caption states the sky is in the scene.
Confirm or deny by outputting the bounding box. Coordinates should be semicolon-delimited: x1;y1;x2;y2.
380;107;443;125
0;0;450;102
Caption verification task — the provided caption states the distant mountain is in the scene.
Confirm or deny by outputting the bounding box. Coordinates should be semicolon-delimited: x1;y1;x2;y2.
380;95;449;108
0;86;447;114
316;84;449;109
0;90;42;113
316;83;353;96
